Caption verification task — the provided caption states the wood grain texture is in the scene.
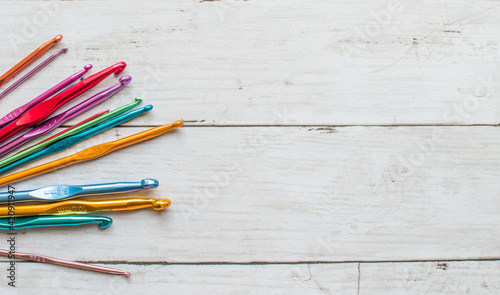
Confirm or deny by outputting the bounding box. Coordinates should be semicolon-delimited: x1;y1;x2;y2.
0;0;499;125
360;261;500;294
0;262;358;294
0;126;497;263
0;261;498;294
0;0;499;293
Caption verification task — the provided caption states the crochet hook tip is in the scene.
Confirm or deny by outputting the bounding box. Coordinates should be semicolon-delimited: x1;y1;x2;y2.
61;47;69;53
153;199;171;210
141;178;159;189
98;219;113;229
84;64;93;71
119;76;132;86
54;35;64;43
173;120;184;128
112;62;127;75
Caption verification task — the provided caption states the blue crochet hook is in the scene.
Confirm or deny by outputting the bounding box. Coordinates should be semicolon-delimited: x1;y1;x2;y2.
0;105;153;175
0;178;158;203
0;216;113;229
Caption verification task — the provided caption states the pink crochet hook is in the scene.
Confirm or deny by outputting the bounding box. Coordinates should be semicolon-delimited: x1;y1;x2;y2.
0;248;130;276
0;65;93;129
0;62;126;143
0;76;131;158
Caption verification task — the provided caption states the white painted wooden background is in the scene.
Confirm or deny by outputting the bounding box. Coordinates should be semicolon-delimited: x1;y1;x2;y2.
0;0;499;294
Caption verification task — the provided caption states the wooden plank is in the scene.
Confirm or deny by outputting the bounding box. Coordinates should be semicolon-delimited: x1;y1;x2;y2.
360;261;500;294
0;260;498;294
0;126;498;262
0;0;499;125
0;262;358;294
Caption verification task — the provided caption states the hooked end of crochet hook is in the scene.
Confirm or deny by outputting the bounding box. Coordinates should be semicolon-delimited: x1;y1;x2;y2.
119;76;132;86
172;120;184;128
61;47;69;53
98;217;113;229
53;35;63;44
134;97;143;103
141;179;159;189
152;199;171;210
112;62;127;75
84;64;93;72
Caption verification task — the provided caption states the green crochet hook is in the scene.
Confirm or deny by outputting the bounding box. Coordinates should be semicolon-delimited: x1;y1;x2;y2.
0;215;113;229
0;97;142;169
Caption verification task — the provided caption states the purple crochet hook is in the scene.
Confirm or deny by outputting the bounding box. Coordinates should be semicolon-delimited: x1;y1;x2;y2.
0;65;93;129
0;76;132;158
0;48;68;101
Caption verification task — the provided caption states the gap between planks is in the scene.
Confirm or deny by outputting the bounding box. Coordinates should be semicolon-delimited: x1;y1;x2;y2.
11;258;498;266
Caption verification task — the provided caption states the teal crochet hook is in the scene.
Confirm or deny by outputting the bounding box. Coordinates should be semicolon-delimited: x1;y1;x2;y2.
0;216;112;229
0;105;153;175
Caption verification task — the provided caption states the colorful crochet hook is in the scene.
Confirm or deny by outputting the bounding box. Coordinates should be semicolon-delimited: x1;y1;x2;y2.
35;110;109;146
0;248;130;276
0;198;171;217
0;105;152;174
0;35;63;89
0;120;183;186
0;62;126;143
0;76;132;158
0;179;158;203
0;48;68;100
0;64;93;129
0;98;142;169
0;216;112;229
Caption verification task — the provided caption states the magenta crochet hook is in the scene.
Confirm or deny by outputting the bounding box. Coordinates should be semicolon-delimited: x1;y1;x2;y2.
0;76;131;158
0;65;93;129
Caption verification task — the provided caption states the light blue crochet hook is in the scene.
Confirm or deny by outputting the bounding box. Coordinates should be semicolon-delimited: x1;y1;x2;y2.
0;178;159;203
0;105;153;175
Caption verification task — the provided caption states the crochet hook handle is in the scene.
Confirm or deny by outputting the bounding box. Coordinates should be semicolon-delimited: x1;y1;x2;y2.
0;215;113;229
0;76;132;158
0;62;126;143
0;64;92;129
0;105;153;174
0;121;182;187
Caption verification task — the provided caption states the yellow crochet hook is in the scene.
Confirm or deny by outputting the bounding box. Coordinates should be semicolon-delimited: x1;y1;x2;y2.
0;120;183;187
0;198;171;217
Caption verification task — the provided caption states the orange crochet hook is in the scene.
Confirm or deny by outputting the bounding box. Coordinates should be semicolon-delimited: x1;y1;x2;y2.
0;120;183;187
0;35;63;89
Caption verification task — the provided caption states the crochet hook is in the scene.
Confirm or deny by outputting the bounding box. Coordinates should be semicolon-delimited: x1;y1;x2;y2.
0;121;183;186
0;65;93;129
0;179;158;203
0;98;142;169
0;48;68;100
0;76;132;158
0;198;171;217
35;110;109;146
0;216;113;230
0;248;130;276
0;35;63;89
0;105;153;174
0;62;126;143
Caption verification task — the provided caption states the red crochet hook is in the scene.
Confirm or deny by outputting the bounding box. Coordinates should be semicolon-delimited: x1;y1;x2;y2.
0;62;126;144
